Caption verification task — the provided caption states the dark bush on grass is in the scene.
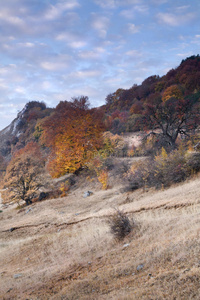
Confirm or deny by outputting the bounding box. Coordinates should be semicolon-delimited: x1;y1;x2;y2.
109;210;133;240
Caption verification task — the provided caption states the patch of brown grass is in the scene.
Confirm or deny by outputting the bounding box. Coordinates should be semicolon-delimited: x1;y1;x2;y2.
0;174;200;299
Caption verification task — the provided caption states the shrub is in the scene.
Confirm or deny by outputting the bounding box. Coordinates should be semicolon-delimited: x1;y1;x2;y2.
102;132;128;157
127;147;200;191
87;154;109;189
59;179;71;197
108;210;134;240
186;152;200;173
98;170;108;190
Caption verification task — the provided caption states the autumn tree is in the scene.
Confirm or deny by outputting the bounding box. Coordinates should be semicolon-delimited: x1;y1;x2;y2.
2;142;45;205
143;89;200;149
40;96;105;178
162;85;183;102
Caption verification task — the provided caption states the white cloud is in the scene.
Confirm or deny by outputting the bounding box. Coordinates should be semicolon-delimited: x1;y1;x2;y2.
157;13;179;26
78;48;106;59
34;53;73;72
41;81;52;90
125;50;142;57
56;32;87;48
58;1;80;10
40;56;70;71
120;9;134;19
157;12;195;26
15;86;26;94
151;0;168;4
94;0;116;9
127;23;140;34
0;9;24;26
177;52;193;57
175;5;190;12
91;15;110;38
69;41;87;49
123;0;141;4
120;5;148;19
71;69;102;79
17;42;35;48
94;0;140;9
134;5;149;13
44;1;80;20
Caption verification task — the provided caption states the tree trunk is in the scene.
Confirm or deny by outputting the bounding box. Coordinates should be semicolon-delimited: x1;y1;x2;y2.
25;198;32;205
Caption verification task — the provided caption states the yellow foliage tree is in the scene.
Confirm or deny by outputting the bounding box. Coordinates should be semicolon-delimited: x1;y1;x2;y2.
162;85;182;102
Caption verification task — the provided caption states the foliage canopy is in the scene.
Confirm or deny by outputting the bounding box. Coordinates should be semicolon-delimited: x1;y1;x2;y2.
40;96;105;177
2;142;45;205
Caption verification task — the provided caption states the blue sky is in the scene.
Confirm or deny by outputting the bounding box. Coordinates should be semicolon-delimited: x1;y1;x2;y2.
0;0;200;129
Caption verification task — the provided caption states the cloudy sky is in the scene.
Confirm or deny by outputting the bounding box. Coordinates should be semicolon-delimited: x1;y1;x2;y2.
0;0;199;129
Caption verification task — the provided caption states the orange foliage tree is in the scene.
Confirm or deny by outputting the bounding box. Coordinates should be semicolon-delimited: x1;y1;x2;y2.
40;96;105;177
2;142;45;205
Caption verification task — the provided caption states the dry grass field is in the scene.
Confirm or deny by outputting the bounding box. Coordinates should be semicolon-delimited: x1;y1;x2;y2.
0;167;200;299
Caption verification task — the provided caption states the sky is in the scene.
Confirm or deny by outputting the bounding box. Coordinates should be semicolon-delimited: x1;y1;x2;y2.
0;0;200;130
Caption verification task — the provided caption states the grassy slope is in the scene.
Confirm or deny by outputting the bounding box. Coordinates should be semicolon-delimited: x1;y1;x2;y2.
0;170;200;300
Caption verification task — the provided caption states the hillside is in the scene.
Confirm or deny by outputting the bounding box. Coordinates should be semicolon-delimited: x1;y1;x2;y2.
104;55;200;135
0;55;200;299
0;168;200;299
105;55;200;112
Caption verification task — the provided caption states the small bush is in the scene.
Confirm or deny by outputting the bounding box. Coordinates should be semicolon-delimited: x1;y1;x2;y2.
98;170;109;190
186;152;200;173
127;147;200;191
109;210;133;240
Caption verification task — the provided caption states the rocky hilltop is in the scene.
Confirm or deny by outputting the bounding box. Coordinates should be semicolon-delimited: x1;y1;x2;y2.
0;101;52;160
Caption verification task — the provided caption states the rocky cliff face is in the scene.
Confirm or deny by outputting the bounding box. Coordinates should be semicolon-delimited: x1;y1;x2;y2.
0;101;51;160
0;115;23;159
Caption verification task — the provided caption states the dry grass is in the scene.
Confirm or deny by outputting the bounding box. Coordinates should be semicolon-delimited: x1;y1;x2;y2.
0;172;200;299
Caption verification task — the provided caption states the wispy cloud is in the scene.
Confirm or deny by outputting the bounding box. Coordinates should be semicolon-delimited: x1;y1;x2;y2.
151;0;168;4
157;12;195;26
120;5;148;19
44;1;80;20
56;32;87;48
127;23;140;33
125;49;142;57
94;0;116;9
91;14;110;38
177;52;193;57
94;0;141;9
78;48;106;59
